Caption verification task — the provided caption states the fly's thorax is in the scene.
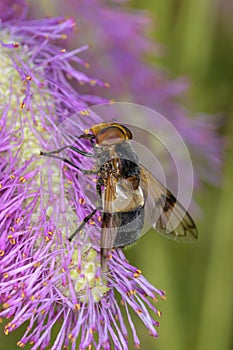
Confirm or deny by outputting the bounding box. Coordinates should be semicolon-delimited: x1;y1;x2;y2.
95;141;140;177
94;139;143;213
114;141;139;165
94;140;138;160
94;144;115;166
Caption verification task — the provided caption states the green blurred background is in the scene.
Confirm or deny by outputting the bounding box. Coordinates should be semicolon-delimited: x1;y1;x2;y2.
129;2;233;350
1;1;232;349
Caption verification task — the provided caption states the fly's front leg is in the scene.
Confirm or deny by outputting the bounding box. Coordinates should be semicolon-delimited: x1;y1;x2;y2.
40;150;97;175
40;144;95;158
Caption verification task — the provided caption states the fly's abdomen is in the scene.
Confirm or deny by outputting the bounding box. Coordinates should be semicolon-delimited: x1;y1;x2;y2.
113;206;145;248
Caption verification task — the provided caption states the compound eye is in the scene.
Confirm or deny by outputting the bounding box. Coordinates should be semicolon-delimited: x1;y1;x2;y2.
96;126;125;146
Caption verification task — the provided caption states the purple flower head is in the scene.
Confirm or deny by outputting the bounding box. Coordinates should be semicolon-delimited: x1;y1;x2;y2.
0;5;165;350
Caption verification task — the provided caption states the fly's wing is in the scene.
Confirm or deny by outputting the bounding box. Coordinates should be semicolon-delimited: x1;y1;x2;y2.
101;173;121;270
140;165;198;242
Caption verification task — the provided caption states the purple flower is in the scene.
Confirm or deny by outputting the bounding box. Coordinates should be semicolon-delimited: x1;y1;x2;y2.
0;4;165;350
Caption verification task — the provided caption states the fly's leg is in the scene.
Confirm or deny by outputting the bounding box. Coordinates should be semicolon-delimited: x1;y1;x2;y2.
68;205;102;241
68;208;97;241
41;145;95;158
40;148;97;175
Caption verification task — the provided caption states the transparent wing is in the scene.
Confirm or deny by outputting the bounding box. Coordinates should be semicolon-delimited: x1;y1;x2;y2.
140;165;198;242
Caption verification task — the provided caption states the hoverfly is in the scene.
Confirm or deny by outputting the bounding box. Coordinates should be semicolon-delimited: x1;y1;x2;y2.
41;122;198;270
